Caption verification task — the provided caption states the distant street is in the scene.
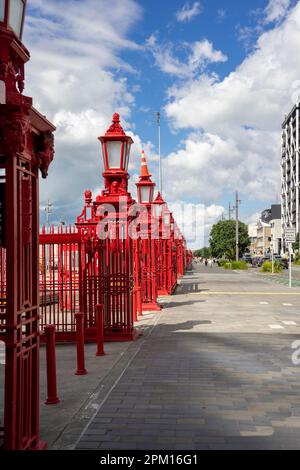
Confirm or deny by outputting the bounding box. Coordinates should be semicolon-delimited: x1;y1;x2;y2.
68;263;300;450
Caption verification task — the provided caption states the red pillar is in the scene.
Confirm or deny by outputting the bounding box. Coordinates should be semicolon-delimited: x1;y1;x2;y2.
95;304;105;356
0;2;56;449
75;313;87;375
44;325;60;405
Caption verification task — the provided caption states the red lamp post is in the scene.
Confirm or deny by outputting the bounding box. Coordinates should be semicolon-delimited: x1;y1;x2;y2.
0;0;56;450
136;151;160;312
169;213;178;293
76;113;137;341
175;223;184;278
153;191;169;296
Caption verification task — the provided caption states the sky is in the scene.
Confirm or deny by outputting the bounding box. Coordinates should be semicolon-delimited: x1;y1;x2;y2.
23;0;300;248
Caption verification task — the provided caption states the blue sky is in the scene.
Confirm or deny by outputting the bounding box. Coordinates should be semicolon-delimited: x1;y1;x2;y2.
23;0;300;247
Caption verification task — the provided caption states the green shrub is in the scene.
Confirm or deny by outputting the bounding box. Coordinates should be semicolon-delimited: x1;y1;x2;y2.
223;262;231;270
223;261;248;270
293;259;300;266
217;259;228;267
260;260;282;273
232;261;248;270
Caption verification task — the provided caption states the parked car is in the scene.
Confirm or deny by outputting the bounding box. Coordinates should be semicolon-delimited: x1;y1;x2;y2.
253;255;288;269
241;254;252;264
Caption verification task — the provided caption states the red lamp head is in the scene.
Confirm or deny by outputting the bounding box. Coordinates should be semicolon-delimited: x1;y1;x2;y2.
170;213;175;232
153;191;165;217
136;150;155;204
0;0;27;40
99;113;133;173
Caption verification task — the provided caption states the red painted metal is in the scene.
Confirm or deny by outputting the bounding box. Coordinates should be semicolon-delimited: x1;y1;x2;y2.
75;312;87;375
44;325;60;405
39;225;81;342
95;304;105;356
0;3;55;450
136;151;161;312
76;113;137;342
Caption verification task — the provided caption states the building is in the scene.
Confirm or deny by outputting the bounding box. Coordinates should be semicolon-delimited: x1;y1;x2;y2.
256;220;271;256
248;205;281;256
248;223;258;255
281;100;300;251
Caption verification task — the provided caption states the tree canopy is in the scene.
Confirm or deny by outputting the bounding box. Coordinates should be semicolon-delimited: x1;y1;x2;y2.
209;220;250;259
193;247;212;258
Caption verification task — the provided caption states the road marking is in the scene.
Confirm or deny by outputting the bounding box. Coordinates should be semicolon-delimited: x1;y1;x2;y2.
260;302;269;305
269;325;284;329
283;303;293;306
282;321;297;326
193;292;300;296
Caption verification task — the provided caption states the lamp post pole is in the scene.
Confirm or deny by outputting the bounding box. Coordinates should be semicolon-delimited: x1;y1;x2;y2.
157;111;162;195
136;150;161;311
233;191;241;262
0;0;56;450
76;113;136;342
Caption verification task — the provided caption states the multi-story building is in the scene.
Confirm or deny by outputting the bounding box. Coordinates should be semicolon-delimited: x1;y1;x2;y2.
281;100;300;251
256;220;271;256
248;205;281;256
248;223;258;255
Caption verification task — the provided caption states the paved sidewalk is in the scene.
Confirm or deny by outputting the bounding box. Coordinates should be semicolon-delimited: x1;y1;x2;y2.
43;312;157;449
72;265;300;450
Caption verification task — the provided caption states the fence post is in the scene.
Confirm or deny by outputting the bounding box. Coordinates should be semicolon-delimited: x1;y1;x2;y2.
95;304;105;356
136;285;142;317
75;312;87;375
44;325;60;405
133;287;138;322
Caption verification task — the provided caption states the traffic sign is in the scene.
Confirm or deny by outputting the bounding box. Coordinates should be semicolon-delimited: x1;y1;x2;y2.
285;228;296;243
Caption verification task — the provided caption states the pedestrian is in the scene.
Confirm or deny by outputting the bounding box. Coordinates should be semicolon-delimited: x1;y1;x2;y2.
205;259;208;267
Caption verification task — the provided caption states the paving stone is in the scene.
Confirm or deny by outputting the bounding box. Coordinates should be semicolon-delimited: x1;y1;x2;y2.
75;266;300;450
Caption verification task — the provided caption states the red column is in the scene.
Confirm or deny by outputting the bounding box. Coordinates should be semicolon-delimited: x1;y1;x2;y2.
133;287;138;322
75;313;87;375
44;325;60;405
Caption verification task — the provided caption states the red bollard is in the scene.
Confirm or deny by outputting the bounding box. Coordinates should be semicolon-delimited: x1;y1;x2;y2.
44;324;60;405
133;287;138;322
75;312;87;375
95;304;105;356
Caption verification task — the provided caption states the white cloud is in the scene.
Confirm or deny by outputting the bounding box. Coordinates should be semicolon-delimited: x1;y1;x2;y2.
176;2;202;23
167;201;224;249
147;39;227;78
23;0;143;221
163;2;300;203
264;0;291;24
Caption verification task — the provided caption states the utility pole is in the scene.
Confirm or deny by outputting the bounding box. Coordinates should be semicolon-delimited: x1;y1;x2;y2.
45;199;53;228
228;203;232;221
233;191;241;262
157;111;162;194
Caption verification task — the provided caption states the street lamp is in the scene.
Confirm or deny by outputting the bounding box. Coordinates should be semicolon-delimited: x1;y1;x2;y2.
99;113;133;173
0;0;56;450
136;150;155;204
0;0;27;40
135;150;160;312
153;191;165;217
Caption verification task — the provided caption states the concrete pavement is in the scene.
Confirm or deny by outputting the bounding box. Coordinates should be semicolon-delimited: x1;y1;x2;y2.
2;263;300;450
72;264;300;450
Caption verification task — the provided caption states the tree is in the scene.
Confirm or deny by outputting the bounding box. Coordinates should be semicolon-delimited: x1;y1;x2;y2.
209;220;250;259
193;247;211;258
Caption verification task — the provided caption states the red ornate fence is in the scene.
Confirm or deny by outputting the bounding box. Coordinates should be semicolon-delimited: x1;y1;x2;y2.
39;226;81;342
